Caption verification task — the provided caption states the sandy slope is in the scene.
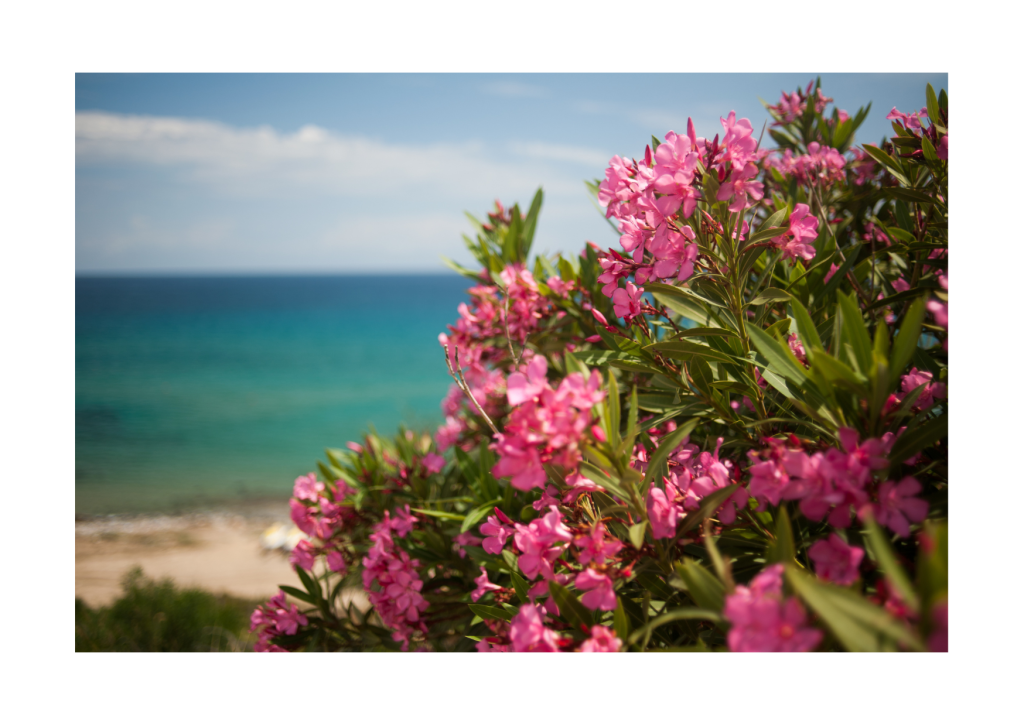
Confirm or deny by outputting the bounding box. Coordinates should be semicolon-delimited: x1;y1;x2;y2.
75;511;302;607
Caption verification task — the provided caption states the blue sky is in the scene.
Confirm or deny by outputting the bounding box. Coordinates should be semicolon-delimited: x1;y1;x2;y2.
76;73;947;274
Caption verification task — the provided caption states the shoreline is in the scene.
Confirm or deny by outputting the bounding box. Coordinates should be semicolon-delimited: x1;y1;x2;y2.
76;500;302;608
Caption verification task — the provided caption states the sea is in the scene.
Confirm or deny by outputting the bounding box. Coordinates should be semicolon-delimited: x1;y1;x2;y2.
75;274;471;515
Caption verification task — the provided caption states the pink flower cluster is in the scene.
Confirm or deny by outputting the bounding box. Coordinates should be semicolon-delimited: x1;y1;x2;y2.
892;367;947;411
770;203;819;262
361;506;429;649
491;356;604;491
596;113;767;301
746;429;928;538
288;473;356;572
808;533;864;585
724;564;822;652
767;143;846;187
643;435;748;537
250;591;309;652
767;81;835;125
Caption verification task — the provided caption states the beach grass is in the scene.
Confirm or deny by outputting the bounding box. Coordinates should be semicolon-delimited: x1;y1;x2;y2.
75;566;260;652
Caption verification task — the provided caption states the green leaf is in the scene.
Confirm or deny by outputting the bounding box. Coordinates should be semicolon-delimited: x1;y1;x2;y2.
921;136;939;162
748;324;808;385
564;350;588;377
925;84;943;132
745;226;787;246
548;581;594;628
759;206;790;234
468;603;512;622
862;514;920;613
672;326;737;339
460;499;501;533
837;291;872;375
767;505;796;564
887;413;947;464
674;560;725;612
520;187;543;260
277;585;316;605
613;599;631;642
411;508;465;521
628;522;646;550
889;297;926;383
648;339;740;366
788;297;822;362
295;567;323;604
510;571;530;605
651;290;712;325
861;144;909;186
884;187;934;205
607;370;621;449
439;255;485;283
749;287;792;306
786;565;923;652
811;348;868;393
573;349;641;366
627;608;723;645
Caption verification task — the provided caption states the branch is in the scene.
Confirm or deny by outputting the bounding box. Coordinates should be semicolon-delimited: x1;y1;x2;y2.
442;344;499;436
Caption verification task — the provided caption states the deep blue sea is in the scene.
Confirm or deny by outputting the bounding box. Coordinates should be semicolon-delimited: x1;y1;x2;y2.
76;275;470;515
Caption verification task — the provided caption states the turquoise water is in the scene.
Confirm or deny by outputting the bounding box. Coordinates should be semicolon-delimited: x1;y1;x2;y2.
76;275;470;514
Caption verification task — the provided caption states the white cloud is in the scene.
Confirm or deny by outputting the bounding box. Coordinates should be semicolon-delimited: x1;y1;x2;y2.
75;111;585;199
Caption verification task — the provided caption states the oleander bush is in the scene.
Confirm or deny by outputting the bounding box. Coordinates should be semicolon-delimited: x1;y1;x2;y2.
250;79;948;652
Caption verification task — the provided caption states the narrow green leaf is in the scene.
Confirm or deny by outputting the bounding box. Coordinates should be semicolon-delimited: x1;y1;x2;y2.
468;603;512;622
613;599;631;642
607;370;621;449
278;585;316;605
889;297;926;383
925;84;942;133
745;226;787;246
548;581;594;628
887;413;947;465
510;571;530;605
837;292;872;374
628;522;646;550
749;287;792;306
671;326;738;339
648;340;739;365
884;187;934;205
748;324;808;385
674;560;725;612
676;485;739;537
811;347;868;392
411;508;465;521
786;565;922;651
862;514;920;613
520;187;543;259
788;297;823;359
767;505;796;564
861;144;909;185
460;499;502;534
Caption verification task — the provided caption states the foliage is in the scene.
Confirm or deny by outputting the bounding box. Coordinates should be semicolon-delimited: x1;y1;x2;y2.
76;567;259;652
251;80;948;652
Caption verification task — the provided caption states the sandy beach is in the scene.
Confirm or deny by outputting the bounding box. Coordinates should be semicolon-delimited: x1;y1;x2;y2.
76;503;303;607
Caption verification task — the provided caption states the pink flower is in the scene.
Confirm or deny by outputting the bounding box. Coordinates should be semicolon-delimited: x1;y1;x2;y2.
579;625;622;652
648;225;698;282
808;533;864;585
717;162;765;212
900;367;946;410
509;603;559;652
326;549;347;573
611;281;644;322
561;472;603;504
546;276;574;297
788;333;807;365
646;483;681;539
289;539;316;571
389;504;419;538
422;452;445;474
506;356;549;406
724;564;822;652
479;514;514;555
823;263;840;284
575;568;618;611
471;566;503;602
293;472;324;501
773;203;819;261
873;476;929;538
574;521;624;566
452;531;482;558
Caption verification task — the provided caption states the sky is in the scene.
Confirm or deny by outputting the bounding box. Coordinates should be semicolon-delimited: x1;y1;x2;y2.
76;73;948;274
